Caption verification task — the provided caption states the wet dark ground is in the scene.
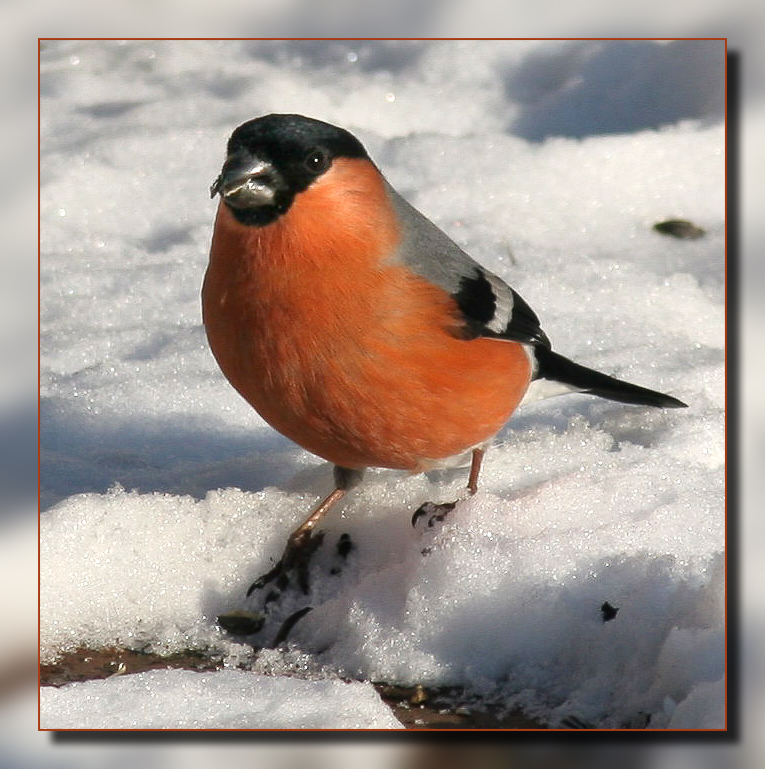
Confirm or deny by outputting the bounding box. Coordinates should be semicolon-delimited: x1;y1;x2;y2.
40;647;547;730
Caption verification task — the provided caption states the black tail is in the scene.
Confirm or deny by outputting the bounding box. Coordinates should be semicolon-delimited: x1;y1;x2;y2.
534;346;687;408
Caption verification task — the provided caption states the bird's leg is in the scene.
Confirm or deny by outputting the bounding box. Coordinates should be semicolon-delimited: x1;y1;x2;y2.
412;448;484;528
247;466;363;597
466;446;484;496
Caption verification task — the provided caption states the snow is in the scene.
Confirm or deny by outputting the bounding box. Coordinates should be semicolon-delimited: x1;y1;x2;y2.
39;669;401;729
40;39;724;730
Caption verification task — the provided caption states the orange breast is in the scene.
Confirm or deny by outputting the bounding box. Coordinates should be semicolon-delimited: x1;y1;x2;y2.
202;159;531;471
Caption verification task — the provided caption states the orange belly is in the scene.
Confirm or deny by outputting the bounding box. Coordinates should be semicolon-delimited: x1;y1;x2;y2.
203;176;531;471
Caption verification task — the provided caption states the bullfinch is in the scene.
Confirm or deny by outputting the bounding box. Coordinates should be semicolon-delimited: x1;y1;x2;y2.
204;113;686;607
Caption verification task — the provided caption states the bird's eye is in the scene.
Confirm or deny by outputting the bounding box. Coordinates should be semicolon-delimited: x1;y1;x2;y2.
304;149;330;174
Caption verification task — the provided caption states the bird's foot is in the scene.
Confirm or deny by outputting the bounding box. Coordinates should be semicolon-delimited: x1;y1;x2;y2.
411;500;457;529
247;529;326;598
218;531;355;646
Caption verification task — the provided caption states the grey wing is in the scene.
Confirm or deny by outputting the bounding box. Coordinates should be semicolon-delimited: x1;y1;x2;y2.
384;183;688;411
384;181;551;348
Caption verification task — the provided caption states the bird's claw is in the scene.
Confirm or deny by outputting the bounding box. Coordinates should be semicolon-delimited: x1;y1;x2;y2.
247;562;288;595
246;529;326;598
216;607;313;647
272;606;314;646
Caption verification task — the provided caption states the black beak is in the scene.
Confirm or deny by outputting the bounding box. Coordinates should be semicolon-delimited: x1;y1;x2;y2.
210;152;281;208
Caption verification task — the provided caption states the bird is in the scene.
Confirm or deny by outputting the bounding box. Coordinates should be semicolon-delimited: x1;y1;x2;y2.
203;113;686;606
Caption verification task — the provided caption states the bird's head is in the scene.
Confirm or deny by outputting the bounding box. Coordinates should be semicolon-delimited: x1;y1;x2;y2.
210;113;369;227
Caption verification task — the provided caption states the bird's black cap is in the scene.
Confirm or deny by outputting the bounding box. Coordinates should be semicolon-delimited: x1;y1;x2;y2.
227;113;368;163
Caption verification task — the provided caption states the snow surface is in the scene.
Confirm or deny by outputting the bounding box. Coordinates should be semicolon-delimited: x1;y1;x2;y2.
40;39;725;730
39;669;400;729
